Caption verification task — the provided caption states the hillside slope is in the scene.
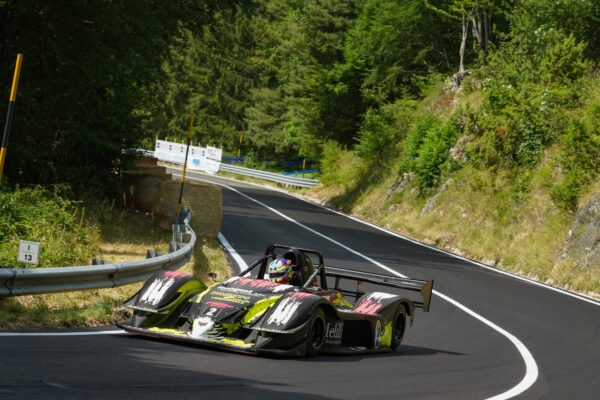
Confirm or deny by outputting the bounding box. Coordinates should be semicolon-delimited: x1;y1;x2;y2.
309;79;600;299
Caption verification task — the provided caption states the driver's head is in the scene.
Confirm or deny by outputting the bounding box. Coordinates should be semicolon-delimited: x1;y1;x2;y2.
267;258;293;284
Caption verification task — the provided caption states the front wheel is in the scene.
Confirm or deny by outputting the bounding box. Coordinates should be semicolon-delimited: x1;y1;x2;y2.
305;309;326;357
390;306;407;350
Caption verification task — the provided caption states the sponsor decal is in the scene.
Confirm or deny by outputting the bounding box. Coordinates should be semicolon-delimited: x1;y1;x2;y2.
207;290;252;305
325;321;344;345
266;296;302;326
139;275;177;306
265;292;314;326
205;301;235;309
353;292;398;315
217;285;255;295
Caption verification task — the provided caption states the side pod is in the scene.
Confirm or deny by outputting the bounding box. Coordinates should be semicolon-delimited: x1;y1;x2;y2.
124;270;206;314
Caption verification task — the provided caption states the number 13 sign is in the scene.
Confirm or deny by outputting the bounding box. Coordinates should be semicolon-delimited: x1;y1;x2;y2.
18;240;40;266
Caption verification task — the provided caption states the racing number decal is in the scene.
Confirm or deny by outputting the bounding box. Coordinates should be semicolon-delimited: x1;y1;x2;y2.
203;307;220;318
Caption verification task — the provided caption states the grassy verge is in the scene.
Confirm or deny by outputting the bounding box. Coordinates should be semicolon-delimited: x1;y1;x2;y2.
0;209;232;330
310;160;600;299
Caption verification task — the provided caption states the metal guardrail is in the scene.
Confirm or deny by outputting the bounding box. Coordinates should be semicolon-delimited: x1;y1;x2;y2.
0;211;196;297
144;148;319;188
219;163;319;188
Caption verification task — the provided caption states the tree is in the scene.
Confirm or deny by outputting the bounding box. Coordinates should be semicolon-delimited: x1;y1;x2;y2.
424;0;497;74
0;1;211;195
344;0;452;104
160;3;258;150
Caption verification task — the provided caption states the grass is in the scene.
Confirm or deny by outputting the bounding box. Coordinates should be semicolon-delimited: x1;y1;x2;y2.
0;208;232;330
310;157;600;300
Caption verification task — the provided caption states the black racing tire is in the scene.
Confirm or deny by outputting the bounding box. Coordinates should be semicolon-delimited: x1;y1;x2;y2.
305;308;326;357
390;305;407;351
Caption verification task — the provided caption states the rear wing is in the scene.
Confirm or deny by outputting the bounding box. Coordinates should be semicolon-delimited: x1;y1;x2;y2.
325;266;433;312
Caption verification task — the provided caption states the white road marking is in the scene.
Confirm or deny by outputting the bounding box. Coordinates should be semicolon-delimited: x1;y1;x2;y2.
218;232;246;273
208;178;539;400
0;330;126;337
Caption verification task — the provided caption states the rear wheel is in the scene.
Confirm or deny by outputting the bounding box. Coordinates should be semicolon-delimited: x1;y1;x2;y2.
305;309;326;357
390;306;407;350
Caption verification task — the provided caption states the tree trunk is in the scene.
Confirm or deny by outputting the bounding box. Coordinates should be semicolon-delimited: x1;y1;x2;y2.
459;13;468;73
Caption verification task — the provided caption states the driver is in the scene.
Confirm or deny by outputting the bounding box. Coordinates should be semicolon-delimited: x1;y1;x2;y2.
267;258;293;284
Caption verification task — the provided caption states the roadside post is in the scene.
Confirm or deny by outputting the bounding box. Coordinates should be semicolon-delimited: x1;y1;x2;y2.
175;116;194;223
1;53;24;179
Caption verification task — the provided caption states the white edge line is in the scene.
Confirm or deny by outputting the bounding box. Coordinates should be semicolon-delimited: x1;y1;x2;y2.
0;330;126;337
217;232;247;273
209;178;539;400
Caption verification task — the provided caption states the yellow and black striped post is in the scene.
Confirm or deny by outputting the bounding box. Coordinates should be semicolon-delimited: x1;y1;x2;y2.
236;134;243;158
0;53;24;180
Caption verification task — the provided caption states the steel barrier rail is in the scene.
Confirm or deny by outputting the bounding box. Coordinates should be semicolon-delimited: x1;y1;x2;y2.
145;148;319;188
219;163;319;188
0;211;196;297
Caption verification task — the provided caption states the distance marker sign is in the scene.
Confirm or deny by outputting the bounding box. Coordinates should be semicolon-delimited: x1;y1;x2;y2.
18;240;40;265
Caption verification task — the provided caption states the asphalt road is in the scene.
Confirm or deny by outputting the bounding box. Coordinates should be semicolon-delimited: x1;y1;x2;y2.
1;172;599;400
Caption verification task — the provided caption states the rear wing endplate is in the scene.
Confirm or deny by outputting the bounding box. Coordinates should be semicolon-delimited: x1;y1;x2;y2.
325;266;433;312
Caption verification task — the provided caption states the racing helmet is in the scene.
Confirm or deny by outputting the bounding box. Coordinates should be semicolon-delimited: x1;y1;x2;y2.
267;258;293;284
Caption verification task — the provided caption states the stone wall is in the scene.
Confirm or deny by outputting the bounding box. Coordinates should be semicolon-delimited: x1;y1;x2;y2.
123;156;222;238
563;193;600;271
152;179;223;238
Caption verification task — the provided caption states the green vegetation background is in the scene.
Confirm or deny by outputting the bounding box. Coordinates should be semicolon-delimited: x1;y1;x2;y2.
1;0;598;308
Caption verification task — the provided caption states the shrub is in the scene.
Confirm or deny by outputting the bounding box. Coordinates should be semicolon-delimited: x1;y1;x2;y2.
551;115;600;212
400;113;460;190
0;186;100;268
355;104;401;172
319;140;364;190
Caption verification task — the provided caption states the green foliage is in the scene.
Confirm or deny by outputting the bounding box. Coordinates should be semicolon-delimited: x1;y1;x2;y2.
343;0;449;104
0;1;215;194
400;113;460;190
354;104;400;172
0;186;100;268
319;141;363;190
161;4;258;149
245;87;290;158
415;120;461;190
514;0;600;60
2;0;599;205
551;111;600;212
474;17;590;168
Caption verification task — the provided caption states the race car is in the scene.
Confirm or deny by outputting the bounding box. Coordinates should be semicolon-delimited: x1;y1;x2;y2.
117;244;433;357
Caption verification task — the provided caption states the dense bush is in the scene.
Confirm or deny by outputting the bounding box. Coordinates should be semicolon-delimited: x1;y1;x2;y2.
399;113;460;190
355;104;402;173
0;186;99;268
551;106;600;212
475;22;590;168
319;141;364;191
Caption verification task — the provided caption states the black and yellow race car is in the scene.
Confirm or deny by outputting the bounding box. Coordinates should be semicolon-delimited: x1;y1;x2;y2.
117;244;433;357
